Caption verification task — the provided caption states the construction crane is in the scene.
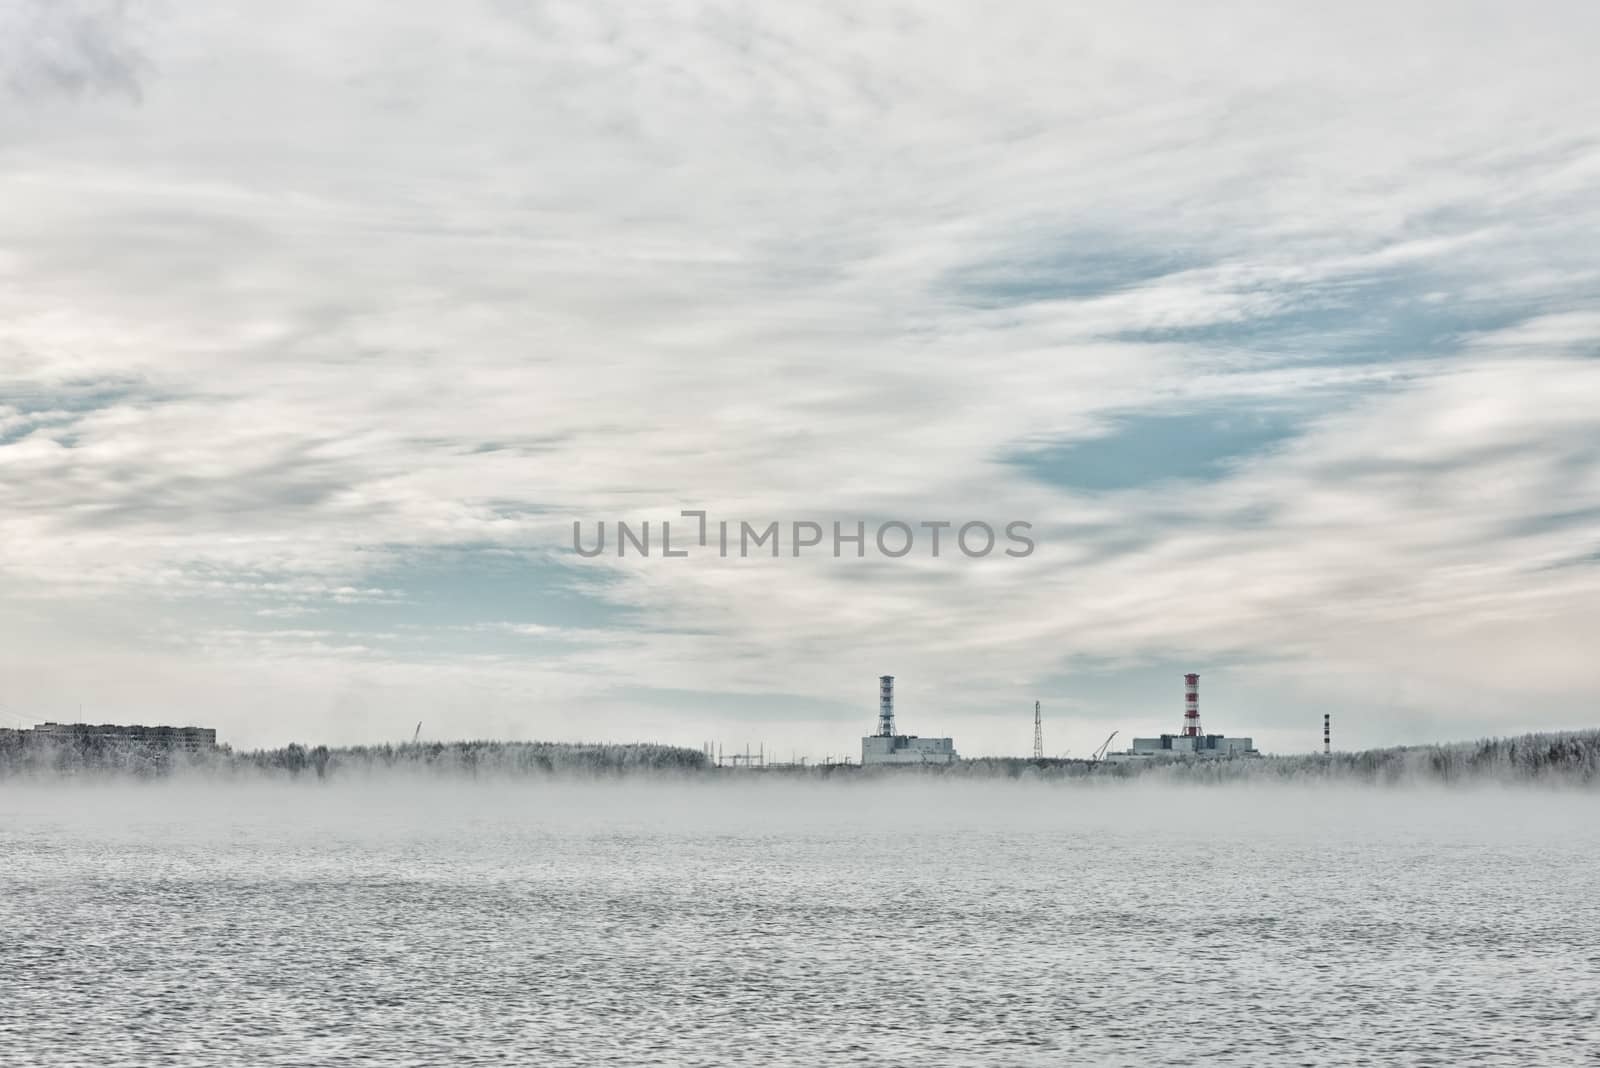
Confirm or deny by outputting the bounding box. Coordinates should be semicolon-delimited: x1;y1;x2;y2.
1092;731;1118;762
412;721;422;743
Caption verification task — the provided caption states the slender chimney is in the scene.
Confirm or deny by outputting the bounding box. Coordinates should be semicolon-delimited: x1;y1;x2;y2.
1183;673;1201;737
878;676;895;737
1324;713;1330;757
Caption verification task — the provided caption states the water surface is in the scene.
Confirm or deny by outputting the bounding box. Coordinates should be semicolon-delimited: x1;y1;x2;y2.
2;780;1596;1066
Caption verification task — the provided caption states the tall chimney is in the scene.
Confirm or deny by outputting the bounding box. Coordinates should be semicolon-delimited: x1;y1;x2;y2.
1324;713;1330;757
1183;673;1201;737
878;676;896;737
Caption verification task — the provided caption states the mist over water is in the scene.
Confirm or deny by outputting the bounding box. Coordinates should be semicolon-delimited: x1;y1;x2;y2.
4;780;1597;1066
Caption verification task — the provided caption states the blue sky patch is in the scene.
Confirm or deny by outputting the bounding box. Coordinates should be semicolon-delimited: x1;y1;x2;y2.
941;239;1201;308
1117;268;1531;363
1007;408;1301;492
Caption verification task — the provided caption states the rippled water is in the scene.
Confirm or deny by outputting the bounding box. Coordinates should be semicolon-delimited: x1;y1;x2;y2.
2;780;1597;1066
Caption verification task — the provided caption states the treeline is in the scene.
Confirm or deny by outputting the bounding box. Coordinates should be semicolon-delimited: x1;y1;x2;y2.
0;737;709;780
5;729;1598;785
953;729;1600;785
1296;730;1600;785
244;740;710;778
0;731;230;777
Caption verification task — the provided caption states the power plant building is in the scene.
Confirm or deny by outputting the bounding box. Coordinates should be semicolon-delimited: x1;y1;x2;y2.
1128;733;1256;757
1116;675;1258;759
860;676;959;766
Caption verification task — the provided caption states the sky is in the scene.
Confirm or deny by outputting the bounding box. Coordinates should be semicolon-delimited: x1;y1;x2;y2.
1;0;1598;757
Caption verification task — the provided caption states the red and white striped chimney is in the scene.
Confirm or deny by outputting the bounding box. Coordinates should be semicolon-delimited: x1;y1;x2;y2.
1183;673;1201;737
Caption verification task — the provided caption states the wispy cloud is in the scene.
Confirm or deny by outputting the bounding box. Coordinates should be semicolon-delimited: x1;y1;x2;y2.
1;0;149;102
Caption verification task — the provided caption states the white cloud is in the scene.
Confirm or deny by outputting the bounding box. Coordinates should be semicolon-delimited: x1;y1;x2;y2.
1;1;1597;754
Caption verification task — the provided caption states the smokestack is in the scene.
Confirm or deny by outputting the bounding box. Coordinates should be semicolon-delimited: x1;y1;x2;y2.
878;675;895;737
1324;713;1330;757
1183;673;1201;737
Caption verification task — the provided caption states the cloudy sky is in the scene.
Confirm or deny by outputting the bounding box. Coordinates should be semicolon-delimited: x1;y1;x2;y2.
2;1;1597;756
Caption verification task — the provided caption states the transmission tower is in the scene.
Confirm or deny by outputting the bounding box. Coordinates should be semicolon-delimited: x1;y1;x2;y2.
1033;700;1043;760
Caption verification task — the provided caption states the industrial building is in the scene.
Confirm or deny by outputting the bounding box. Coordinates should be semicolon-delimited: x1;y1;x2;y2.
1128;733;1256;757
860;676;959;766
1116;674;1258;760
21;722;218;752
